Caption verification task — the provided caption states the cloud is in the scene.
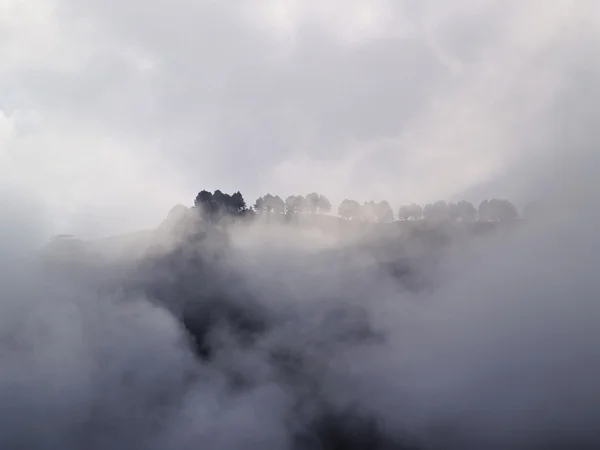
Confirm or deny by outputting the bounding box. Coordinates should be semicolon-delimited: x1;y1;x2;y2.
3;0;598;236
1;1;600;448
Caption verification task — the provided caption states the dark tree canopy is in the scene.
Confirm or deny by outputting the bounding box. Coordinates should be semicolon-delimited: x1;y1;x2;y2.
399;204;423;221
194;189;249;220
194;189;520;227
271;195;285;214
230;191;247;213
305;193;320;214
254;194;285;217
358;200;394;223
317;195;332;214
285;195;306;216
338;199;361;220
455;200;477;222
423;201;450;222
361;201;377;222
375;200;394;223
303;193;332;215
479;199;518;222
194;190;213;211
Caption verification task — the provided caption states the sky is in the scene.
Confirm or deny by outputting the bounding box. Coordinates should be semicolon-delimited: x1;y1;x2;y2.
1;0;599;239
3;3;600;448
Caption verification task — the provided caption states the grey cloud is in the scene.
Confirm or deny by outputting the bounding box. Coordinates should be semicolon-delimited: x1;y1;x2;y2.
2;131;600;449
4;0;598;235
54;0;449;159
3;2;600;449
10;0;573;230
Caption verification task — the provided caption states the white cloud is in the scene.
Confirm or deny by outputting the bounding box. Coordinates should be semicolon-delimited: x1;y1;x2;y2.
1;0;598;236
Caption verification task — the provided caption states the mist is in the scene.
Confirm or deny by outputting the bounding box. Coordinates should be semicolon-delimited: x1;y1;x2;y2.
3;160;600;450
3;0;600;448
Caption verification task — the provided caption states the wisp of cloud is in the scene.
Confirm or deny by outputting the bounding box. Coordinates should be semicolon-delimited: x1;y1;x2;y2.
2;0;600;449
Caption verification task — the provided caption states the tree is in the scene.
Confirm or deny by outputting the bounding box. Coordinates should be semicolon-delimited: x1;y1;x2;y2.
212;189;232;215
478;199;492;221
497;199;518;222
423;201;450;222
255;194;273;214
317;195;332;214
305;193;320;214
422;203;434;221
194;190;213;212
230;191;247;213
455;200;477;222
254;193;280;223
253;195;266;213
338;199;361;220
361;201;378;222
448;202;459;221
375;200;394;223
254;194;284;217
195;190;248;220
284;195;294;215
271;195;285;214
479;199;518;222
398;204;423;221
285;195;306;216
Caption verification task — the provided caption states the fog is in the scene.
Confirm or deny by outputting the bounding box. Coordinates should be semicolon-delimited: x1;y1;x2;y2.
2;147;600;449
4;0;599;236
3;0;600;449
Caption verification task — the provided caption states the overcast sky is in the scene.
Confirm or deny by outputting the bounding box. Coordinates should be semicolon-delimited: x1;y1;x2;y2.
1;0;598;238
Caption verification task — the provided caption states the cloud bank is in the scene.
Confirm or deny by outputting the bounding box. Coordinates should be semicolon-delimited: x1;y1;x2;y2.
2;0;599;236
1;1;600;448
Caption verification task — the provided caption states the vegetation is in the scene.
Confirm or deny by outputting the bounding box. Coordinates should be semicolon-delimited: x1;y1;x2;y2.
38;188;533;450
190;189;521;225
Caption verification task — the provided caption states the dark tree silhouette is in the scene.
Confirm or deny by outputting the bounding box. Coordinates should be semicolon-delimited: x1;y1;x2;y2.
285;195;306;216
455;200;477;222
423;201;450;222
361;201;377;222
501;199;519;222
303;193;332;214
197;189;520;229
194;190;213;211
317;195;332;214
448;200;477;222
194;190;248;220
399;204;423;221
500;199;519;222
213;190;231;214
479;199;518;222
478;200;492;221
305;193;320;214
253;195;266;213
271;195;285;214
254;194;273;214
284;195;294;215
422;203;434;221
375;200;394;223
230;191;247;213
254;194;285;221
338;199;361;220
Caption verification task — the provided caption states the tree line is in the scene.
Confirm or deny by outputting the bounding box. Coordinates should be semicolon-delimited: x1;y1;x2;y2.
193;190;520;223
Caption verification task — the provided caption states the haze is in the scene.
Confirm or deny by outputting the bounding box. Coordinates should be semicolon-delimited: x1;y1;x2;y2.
2;0;597;237
1;1;600;449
